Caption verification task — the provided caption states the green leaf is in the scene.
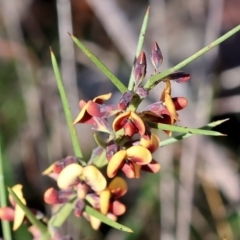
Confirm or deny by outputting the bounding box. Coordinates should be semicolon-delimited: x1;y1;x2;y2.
0;139;12;240
48;199;75;228
160;119;228;147
85;205;133;233
48;200;133;232
50;49;83;158
70;35;127;93
7;188;49;239
149;122;226;136
144;25;240;91
128;6;150;90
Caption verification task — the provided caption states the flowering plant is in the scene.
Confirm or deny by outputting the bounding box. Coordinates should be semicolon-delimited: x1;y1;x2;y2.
1;6;239;240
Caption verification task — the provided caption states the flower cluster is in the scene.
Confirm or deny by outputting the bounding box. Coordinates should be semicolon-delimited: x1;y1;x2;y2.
72;41;189;180
43;156;127;230
0;41;190;235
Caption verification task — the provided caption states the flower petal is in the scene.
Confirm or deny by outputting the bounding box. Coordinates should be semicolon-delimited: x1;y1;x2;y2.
121;162;136;178
106;213;117;222
73;103;92;124
93;93;112;104
113;111;146;137
100;189;111;215
87;101;104;117
0;207;14;221
130;112;146;136
13;198;26;231
9;184;24;207
126;146;152;165
107;150;126;178
111;200;126;216
108;177;127;198
123;121;137;136
140;133;160;153
172;97;188;110
142;159;161;173
133;163;141;178
89;214;102;230
82;165;107;192
57;163;82;190
44;188;61;205
79;100;87;109
112;112;131;132
10;184;27;231
165;93;179;123
77;183;89;199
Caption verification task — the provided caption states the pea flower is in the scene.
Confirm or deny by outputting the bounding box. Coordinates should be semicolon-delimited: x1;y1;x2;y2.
83;177;127;230
112;111;147;138
107;145;152;178
73;93;119;132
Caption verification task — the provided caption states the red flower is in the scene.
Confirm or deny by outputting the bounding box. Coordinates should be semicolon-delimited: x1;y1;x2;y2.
113;111;146;137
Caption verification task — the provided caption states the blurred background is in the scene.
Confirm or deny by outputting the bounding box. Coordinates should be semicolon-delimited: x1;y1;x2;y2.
0;0;240;239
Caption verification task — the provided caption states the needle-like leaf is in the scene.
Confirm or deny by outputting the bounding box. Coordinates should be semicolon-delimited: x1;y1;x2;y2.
70;34;127;93
159;119;228;147
50;49;83;158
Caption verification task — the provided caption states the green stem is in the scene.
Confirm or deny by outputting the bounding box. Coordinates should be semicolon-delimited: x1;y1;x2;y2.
144;24;240;90
50;49;83;158
128;6;150;90
0;140;12;240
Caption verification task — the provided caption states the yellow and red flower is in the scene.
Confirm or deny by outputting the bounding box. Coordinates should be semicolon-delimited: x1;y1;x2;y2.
107;145;152;178
73;93;120;132
113;111;147;138
83;177;128;230
73;93;112;124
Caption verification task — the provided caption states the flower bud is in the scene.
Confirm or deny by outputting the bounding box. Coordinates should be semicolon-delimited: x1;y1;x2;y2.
118;91;133;110
0;207;14;221
44;188;60;205
135;87;148;99
150;41;163;69
134;51;147;87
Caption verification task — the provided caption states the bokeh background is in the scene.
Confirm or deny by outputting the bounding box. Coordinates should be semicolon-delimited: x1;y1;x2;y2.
0;0;240;239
